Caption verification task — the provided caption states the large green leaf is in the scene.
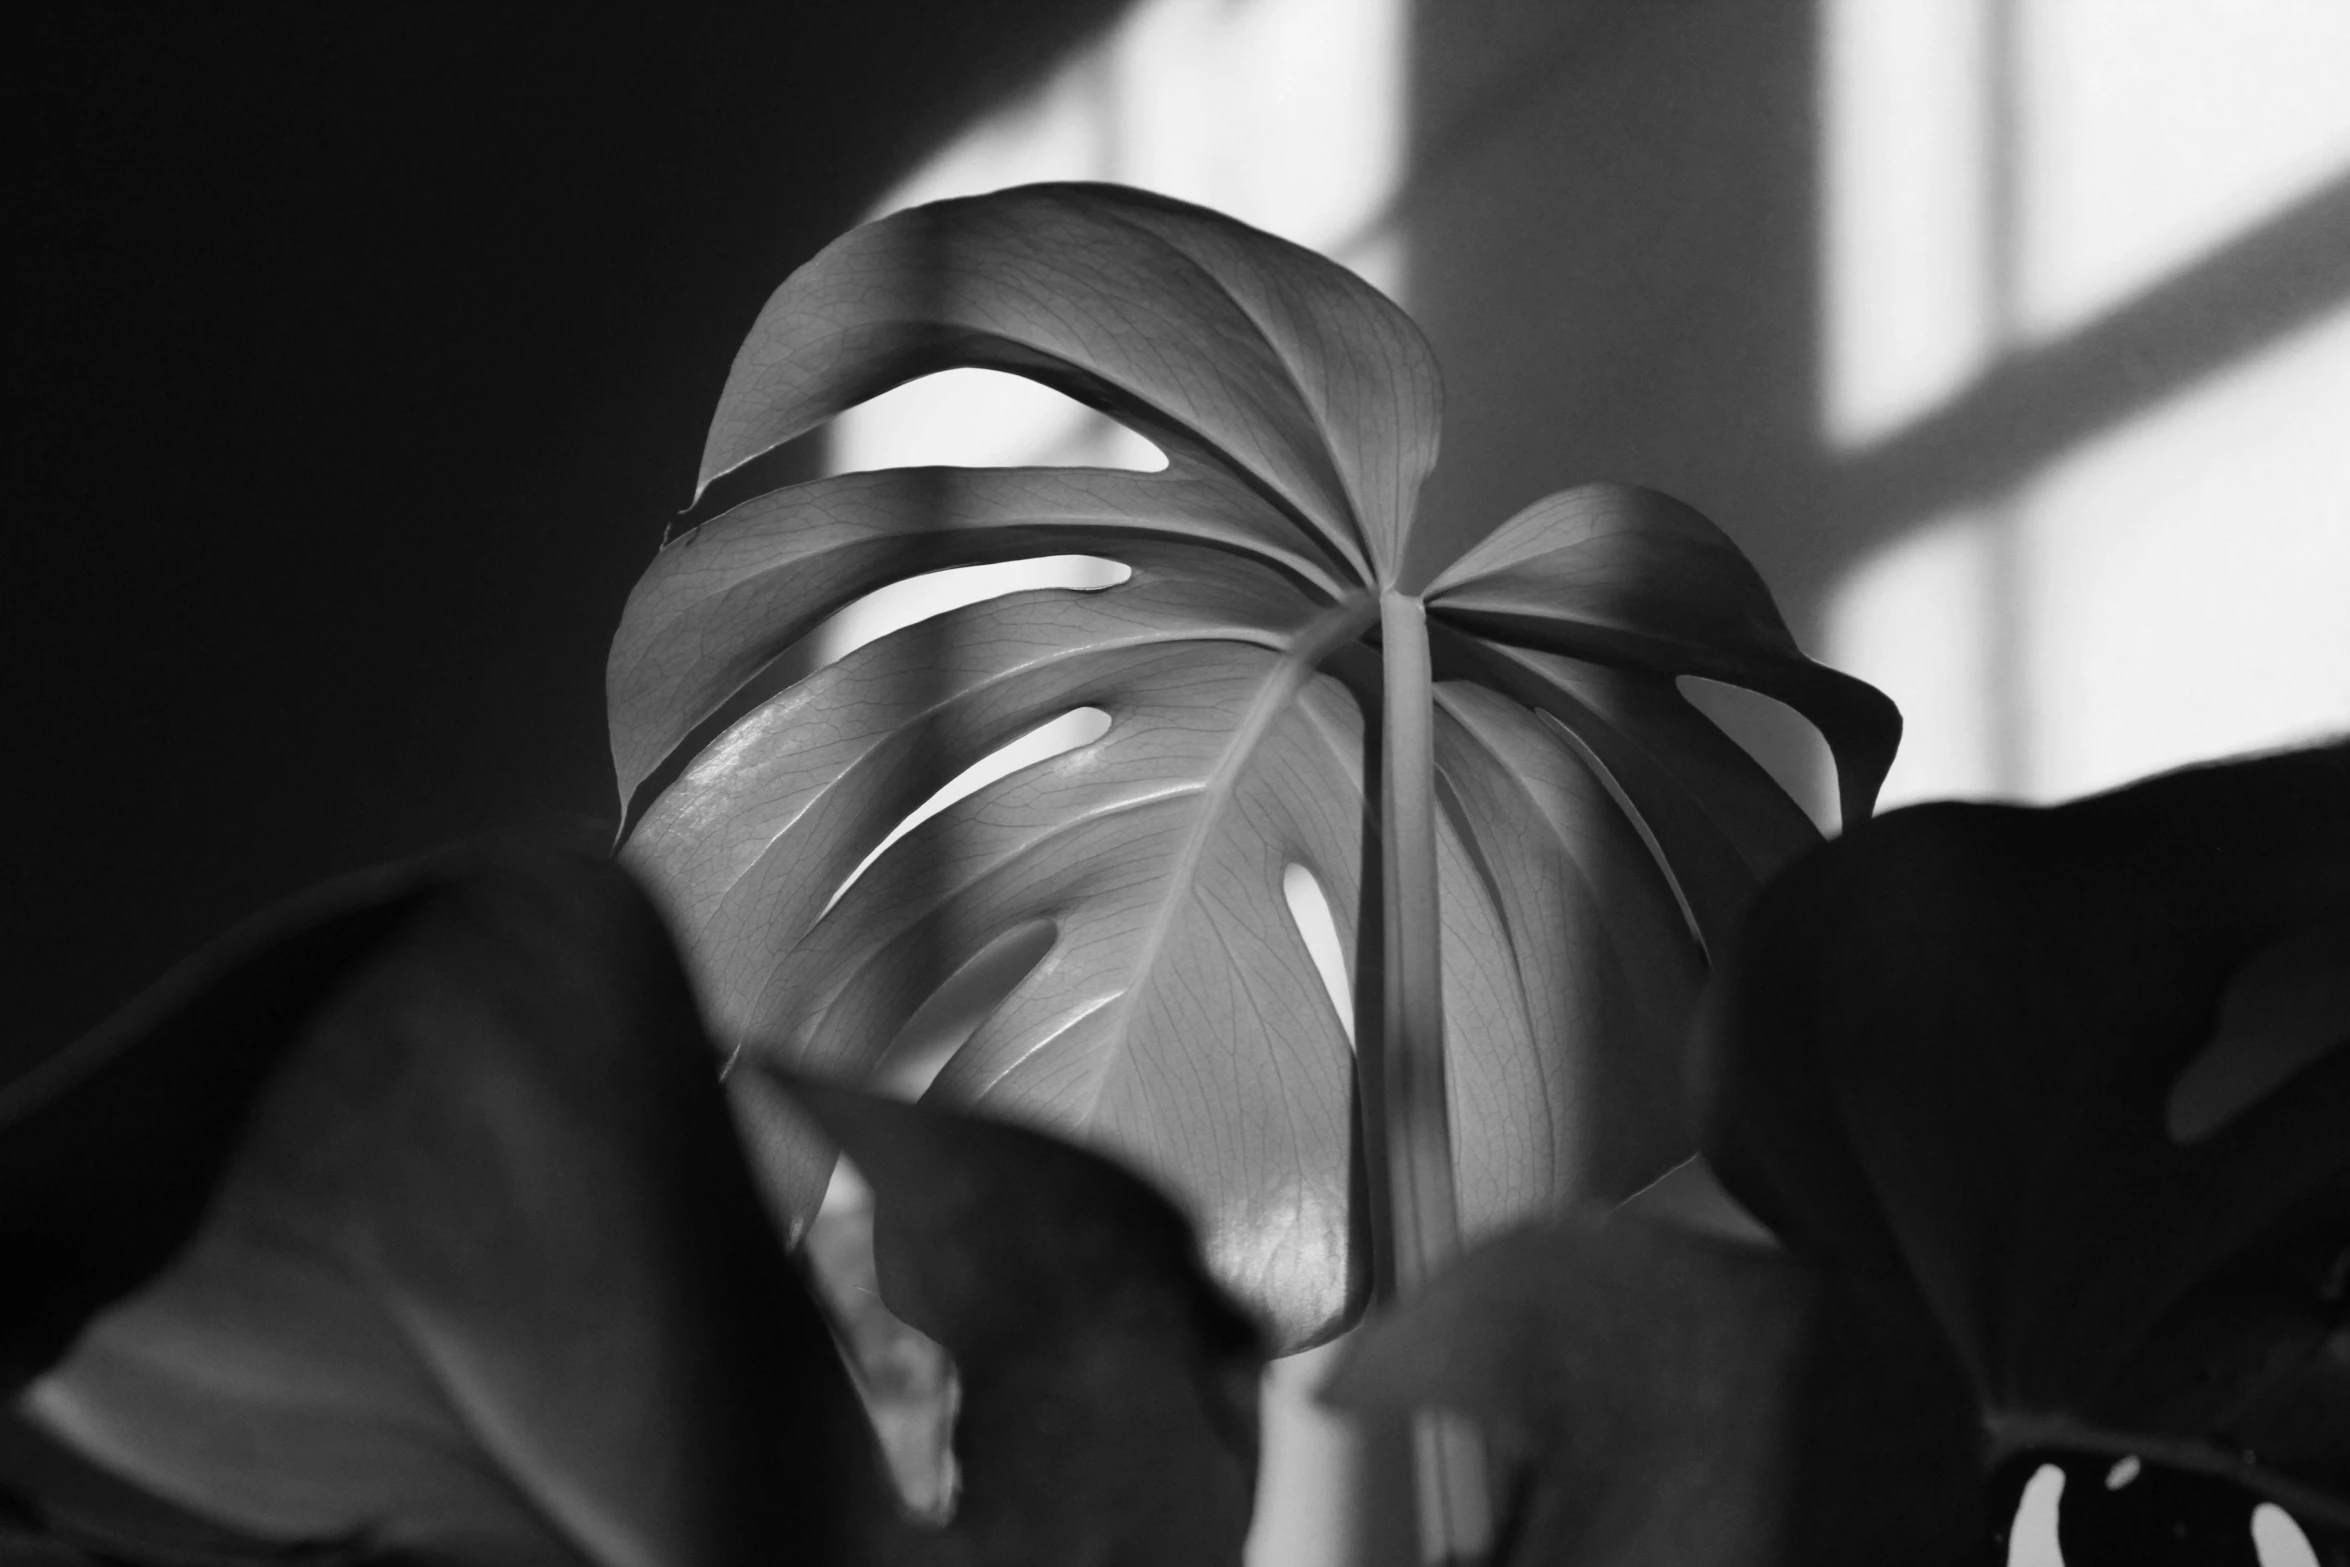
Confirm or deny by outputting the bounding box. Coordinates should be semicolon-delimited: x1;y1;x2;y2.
608;182;1899;1349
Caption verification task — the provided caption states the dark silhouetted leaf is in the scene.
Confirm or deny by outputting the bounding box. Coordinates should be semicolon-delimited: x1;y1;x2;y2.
0;1406;373;1567
1702;739;2350;1531
10;849;896;1567
767;1069;1265;1567
608;183;1899;1348
0;867;432;1395
1321;1205;1980;1566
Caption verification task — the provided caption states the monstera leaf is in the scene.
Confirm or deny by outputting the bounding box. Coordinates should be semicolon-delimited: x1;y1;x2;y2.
607;182;1899;1349
1703;739;2350;1541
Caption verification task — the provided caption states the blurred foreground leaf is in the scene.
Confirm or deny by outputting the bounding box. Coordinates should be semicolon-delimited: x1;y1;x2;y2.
772;1072;1264;1567
6;849;888;1566
4;845;1268;1565
1705;740;2350;1531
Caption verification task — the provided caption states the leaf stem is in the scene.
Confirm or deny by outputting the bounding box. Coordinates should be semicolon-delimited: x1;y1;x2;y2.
1376;589;1459;1292
1376;589;1491;1564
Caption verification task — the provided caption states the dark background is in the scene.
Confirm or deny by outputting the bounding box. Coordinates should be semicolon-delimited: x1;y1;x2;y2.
7;5;1125;1069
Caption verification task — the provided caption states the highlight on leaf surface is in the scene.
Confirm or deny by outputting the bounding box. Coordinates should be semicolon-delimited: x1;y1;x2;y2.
607;180;1900;1350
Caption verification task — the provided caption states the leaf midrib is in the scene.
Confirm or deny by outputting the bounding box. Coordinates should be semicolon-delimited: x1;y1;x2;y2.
1071;593;1376;1120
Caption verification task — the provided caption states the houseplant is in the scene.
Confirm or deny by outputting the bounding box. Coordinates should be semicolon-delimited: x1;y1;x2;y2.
604;181;1899;1353
4;183;2337;1565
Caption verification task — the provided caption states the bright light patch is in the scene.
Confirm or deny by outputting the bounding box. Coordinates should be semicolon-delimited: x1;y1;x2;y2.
1820;0;1994;443
823;708;1113;916
812;555;1130;669
2006;1462;2065;1567
2253;1502;2320;1567
1821;0;2350;815
1103;0;1405;276
1824;512;2005;807
2016;298;2350;801
1245;1341;1361;1567
1282;864;1352;1046
878;58;1111;212
831;370;1166;475
2018;0;2350;339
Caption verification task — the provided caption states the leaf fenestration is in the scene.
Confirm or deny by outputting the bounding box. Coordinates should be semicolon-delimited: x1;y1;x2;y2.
612;182;1899;1350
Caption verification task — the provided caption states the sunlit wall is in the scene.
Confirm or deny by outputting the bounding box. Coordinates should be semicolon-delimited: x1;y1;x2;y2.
828;0;1404;490
1821;0;2350;809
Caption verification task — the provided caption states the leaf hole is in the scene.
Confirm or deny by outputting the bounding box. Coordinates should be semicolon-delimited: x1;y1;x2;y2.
2165;916;2350;1143
1282;865;1353;1048
811;554;1131;671
621;558;1128;842
824;707;1114;915
2006;1462;2065;1566
806;1155;960;1524
832;368;1168;474
2252;1502;2319;1567
870;919;1059;1099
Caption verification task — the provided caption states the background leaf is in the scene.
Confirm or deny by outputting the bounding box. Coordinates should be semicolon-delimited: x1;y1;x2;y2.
611;182;1898;1350
1422;485;1898;837
1700;739;2350;1523
1320;1207;1980;1566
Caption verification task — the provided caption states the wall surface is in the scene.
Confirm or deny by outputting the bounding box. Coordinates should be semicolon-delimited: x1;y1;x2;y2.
1401;0;2350;819
5;3;1128;1067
